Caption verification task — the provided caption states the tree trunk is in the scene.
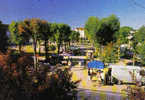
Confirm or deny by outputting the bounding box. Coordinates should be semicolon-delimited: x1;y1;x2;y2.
33;37;37;71
57;43;60;55
118;46;120;61
18;44;22;53
68;41;70;47
44;39;49;61
64;43;67;52
133;53;135;66
38;40;41;55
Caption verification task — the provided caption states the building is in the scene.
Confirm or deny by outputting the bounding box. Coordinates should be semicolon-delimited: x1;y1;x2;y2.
74;27;85;38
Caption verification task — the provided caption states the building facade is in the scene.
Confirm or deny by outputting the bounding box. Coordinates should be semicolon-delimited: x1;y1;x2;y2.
74;27;85;38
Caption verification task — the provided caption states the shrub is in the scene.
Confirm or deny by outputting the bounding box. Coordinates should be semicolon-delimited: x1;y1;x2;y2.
49;45;56;51
125;71;145;100
0;51;79;100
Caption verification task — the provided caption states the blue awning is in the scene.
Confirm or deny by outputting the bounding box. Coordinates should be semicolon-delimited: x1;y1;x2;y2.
88;60;104;69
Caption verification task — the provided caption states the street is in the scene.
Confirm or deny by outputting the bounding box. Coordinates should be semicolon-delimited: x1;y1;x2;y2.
71;66;128;100
77;89;128;100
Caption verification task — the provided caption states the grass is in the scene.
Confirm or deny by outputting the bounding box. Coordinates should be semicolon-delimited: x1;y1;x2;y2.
24;45;34;53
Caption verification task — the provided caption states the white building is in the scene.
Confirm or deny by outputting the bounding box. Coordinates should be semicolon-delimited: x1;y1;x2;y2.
74;27;85;38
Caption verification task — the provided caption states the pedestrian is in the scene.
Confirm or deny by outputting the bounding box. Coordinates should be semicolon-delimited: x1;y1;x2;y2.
88;68;91;75
108;68;112;85
96;70;103;86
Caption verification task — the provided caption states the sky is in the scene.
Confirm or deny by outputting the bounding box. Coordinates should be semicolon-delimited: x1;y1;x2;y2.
0;0;145;29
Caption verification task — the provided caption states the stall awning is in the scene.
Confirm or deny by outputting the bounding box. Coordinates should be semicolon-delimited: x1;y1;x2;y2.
88;60;104;69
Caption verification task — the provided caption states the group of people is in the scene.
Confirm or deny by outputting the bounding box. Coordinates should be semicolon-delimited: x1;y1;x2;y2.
88;68;104;85
88;68;112;85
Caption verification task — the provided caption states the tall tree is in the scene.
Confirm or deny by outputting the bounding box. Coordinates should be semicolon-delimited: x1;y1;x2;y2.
96;14;120;45
135;26;145;43
0;21;8;53
9;21;29;52
116;26;133;44
40;20;51;61
69;31;80;44
21;18;41;70
84;16;99;45
61;24;71;51
135;26;145;65
136;41;145;65
53;23;71;55
115;26;133;60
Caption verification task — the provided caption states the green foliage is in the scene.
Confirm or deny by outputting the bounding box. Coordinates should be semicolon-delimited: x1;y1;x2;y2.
101;43;118;63
39;21;51;61
115;26;133;44
0;21;8;53
52;23;71;54
135;26;145;43
9;21;18;44
85;15;120;61
50;23;58;42
84;16;99;44
22;18;43;68
126;71;145;100
72;48;82;56
0;51;78;100
9;21;29;52
96;14;120;45
70;31;80;43
136;42;145;65
85;14;120;61
49;45;56;51
39;21;51;40
135;26;145;65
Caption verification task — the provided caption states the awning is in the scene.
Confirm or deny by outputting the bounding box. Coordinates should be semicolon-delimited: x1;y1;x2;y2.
88;60;104;69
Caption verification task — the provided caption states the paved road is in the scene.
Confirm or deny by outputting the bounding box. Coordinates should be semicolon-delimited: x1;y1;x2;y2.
71;66;128;100
77;89;128;100
70;44;128;100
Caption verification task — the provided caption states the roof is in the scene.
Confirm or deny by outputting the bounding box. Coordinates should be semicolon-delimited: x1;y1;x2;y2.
76;27;84;31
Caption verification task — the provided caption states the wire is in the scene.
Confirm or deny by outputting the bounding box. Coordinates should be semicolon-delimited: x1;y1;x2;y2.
129;0;145;10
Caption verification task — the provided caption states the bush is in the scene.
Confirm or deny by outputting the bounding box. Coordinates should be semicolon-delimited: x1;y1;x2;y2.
125;71;145;100
0;51;79;100
0;22;9;53
49;45;56;51
72;49;82;56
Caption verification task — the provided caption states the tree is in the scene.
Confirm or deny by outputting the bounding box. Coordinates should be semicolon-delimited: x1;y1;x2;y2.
0;51;79;100
39;20;51;61
0;21;8;53
116;26;133;44
21;18;41;70
84;16;99;45
9;21;29;52
114;26;133;60
135;26;145;43
101;42;118;63
136;42;145;65
135;26;145;65
53;23;71;55
69;31;80;44
96;14;120;45
61;24;71;51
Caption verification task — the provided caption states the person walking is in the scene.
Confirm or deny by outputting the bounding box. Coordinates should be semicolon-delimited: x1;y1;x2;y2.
96;70;102;86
